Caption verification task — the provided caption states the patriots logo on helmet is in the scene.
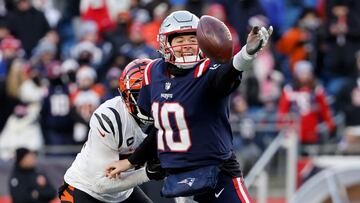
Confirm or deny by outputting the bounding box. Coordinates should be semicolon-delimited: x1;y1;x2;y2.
177;177;195;187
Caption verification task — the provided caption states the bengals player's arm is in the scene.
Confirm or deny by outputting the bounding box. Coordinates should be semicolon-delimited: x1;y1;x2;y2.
96;167;149;193
105;126;158;178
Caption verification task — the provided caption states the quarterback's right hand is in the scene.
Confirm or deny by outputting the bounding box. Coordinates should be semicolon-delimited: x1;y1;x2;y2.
105;159;134;179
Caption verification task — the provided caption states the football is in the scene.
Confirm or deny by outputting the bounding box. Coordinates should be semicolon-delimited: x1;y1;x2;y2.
196;15;233;63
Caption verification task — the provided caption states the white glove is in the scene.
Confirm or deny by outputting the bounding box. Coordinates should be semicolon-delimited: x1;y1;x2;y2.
233;26;273;71
246;26;273;55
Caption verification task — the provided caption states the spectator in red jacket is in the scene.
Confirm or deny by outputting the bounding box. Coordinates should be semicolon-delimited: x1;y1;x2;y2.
277;60;335;145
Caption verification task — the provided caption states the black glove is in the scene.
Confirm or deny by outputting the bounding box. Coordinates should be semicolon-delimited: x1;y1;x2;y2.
145;158;167;181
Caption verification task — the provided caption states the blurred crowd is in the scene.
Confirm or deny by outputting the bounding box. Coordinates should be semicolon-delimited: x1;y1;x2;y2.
0;0;360;161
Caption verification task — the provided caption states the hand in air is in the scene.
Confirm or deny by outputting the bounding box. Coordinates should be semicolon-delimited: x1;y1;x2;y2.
246;26;273;55
105;159;133;179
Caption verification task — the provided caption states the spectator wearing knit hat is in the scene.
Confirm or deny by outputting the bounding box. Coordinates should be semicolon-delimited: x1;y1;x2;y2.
40;62;74;146
71;40;103;68
30;33;60;89
60;59;79;94
72;19;113;73
8;147;56;203
69;66;104;143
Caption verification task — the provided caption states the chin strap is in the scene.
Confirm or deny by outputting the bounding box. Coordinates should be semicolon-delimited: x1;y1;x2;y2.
173;55;199;69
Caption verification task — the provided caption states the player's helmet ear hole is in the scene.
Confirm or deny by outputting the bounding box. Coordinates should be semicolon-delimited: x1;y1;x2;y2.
119;58;154;124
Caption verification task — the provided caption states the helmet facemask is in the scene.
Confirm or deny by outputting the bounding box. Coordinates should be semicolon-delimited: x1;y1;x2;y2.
120;86;153;125
158;10;204;69
119;59;153;125
159;31;203;69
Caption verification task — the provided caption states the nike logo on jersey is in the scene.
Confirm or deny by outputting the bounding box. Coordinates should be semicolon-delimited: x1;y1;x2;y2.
97;128;106;137
215;188;224;198
209;64;221;70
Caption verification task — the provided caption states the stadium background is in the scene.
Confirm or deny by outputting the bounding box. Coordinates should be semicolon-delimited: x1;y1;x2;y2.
1;0;360;202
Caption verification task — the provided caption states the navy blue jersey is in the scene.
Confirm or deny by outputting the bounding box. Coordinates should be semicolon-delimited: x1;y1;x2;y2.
41;84;73;132
138;58;242;169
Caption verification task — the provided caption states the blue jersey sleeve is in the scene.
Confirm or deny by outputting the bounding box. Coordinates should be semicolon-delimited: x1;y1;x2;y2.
138;59;159;115
205;59;243;96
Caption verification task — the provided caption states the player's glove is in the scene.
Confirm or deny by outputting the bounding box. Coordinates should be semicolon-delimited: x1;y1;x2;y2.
145;158;167;181
246;26;273;55
232;26;273;72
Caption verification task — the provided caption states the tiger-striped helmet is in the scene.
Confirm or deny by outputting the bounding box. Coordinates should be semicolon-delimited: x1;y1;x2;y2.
119;58;153;124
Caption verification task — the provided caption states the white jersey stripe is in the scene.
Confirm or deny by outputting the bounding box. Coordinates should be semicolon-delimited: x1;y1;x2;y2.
195;58;210;78
197;59;210;77
196;61;205;77
144;60;155;85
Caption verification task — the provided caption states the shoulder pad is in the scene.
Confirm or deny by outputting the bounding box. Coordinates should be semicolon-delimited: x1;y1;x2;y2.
194;58;211;78
143;59;160;86
89;98;123;145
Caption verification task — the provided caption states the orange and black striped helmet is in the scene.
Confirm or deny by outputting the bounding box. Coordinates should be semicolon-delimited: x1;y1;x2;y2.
119;58;153;124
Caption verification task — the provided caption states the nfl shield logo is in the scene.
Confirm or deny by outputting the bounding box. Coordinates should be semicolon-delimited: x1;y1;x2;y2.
165;82;171;90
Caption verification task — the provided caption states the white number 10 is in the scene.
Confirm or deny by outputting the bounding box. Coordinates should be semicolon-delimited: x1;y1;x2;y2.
152;102;191;152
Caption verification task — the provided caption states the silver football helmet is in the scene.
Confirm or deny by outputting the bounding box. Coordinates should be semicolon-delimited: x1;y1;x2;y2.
158;10;203;69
